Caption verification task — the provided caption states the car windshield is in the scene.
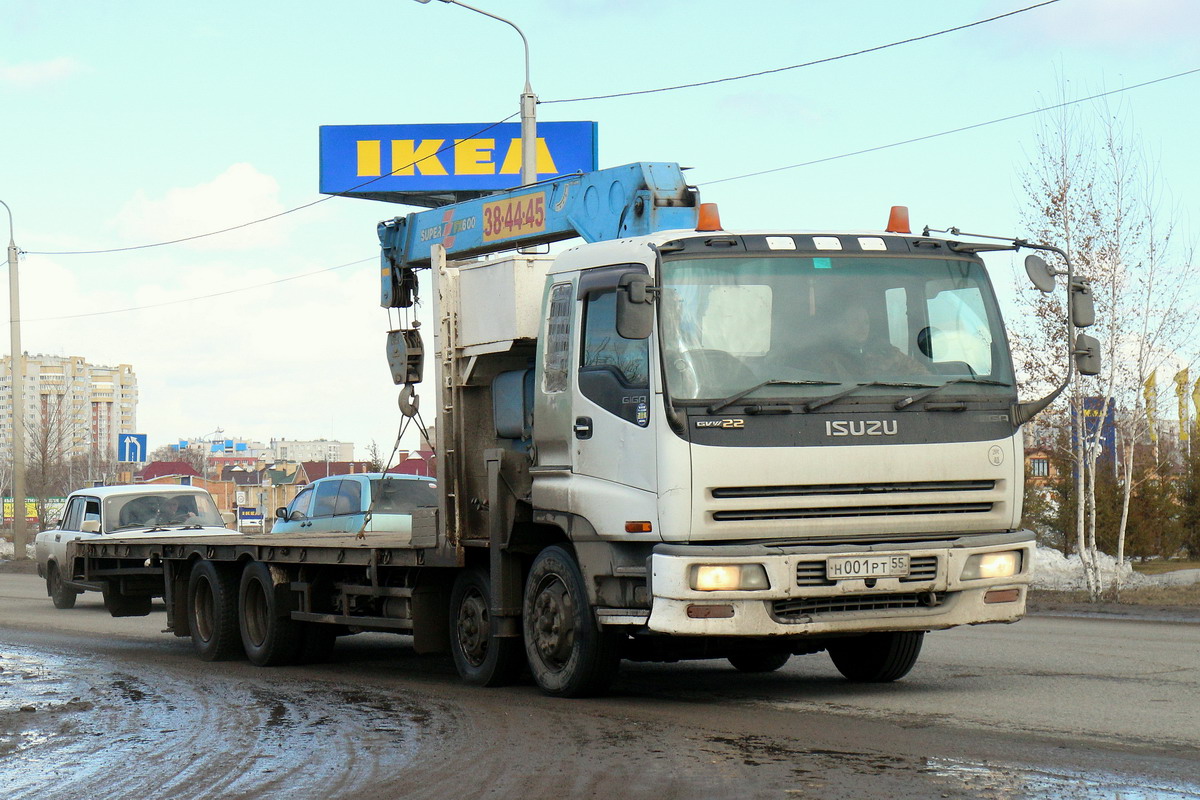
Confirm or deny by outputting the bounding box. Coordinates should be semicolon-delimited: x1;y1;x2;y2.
106;492;224;531
370;478;438;514
658;252;1015;404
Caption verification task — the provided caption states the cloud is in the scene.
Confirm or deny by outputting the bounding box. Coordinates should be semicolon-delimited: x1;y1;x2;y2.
0;57;84;88
113;163;289;251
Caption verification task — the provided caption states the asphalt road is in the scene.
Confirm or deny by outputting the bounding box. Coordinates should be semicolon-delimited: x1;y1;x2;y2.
2;571;1198;800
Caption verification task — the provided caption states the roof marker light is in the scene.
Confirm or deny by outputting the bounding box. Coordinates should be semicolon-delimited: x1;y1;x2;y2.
886;206;911;234
696;203;723;232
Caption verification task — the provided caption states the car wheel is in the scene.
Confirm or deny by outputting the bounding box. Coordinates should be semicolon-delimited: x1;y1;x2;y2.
47;563;78;610
828;631;924;682
238;561;303;667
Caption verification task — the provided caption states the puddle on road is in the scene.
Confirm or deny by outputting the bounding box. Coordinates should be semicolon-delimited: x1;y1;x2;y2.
927;757;1200;800
0;642;449;800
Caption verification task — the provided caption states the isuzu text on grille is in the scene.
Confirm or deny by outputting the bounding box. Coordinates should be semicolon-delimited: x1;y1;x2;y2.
825;420;898;436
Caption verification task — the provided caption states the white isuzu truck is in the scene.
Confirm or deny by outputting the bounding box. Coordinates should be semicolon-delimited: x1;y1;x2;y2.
72;162;1098;696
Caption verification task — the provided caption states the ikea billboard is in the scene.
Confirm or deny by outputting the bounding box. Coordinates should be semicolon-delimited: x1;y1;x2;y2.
319;121;597;205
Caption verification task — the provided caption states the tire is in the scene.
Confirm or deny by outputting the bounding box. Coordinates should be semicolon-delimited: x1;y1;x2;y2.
827;631;924;683
728;651;791;673
238;561;303;667
187;559;244;661
523;546;621;698
103;585;152;617
449;568;523;686
47;563;79;610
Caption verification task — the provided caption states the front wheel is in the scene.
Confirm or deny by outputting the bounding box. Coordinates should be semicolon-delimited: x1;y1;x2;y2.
449;568;522;686
523;546;621;698
47;563;79;609
827;631;924;682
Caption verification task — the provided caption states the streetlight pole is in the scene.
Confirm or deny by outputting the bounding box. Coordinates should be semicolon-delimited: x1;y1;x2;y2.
1;200;27;559
414;0;538;186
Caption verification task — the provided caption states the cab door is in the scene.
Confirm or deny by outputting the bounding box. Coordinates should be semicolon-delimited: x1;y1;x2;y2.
571;265;658;494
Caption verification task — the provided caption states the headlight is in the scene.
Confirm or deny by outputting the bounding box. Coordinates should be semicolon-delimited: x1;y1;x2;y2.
690;564;770;591
961;551;1022;580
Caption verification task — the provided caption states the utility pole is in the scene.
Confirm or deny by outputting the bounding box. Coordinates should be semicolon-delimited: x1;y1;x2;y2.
2;199;27;559
414;0;538;186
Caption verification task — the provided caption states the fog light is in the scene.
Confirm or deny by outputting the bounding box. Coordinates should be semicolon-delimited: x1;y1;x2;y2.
690;564;770;591
961;551;1021;580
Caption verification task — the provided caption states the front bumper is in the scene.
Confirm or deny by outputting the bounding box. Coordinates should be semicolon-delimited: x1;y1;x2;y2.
645;531;1033;636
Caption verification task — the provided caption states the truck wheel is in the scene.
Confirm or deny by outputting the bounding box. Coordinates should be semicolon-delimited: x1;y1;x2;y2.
103;586;152;617
728;651;791;673
449;568;522;686
47;563;79;610
188;560;244;661
523;546;621;698
239;561;303;667
827;631;924;682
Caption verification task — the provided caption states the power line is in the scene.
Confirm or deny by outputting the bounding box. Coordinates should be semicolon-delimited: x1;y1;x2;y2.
541;0;1062;105
21;256;374;322
701;67;1200;187
25;114;518;257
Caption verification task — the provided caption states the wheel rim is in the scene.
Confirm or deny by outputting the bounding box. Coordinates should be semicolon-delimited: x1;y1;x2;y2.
193;577;214;642
456;587;489;667
530;575;575;670
243;579;269;648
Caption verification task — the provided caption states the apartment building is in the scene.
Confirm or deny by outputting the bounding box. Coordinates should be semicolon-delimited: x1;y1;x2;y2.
0;354;138;462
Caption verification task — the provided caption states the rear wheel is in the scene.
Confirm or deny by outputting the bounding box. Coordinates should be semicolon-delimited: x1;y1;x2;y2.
828;631;924;682
728;651;791;673
239;561;303;667
523;546;621;698
449;568;522;686
188;560;244;661
47;563;79;610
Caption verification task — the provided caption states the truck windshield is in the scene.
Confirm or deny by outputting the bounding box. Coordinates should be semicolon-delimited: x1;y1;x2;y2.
658;254;1015;404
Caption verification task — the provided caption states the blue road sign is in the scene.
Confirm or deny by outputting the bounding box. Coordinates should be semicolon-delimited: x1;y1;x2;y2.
119;433;148;463
320;121;598;205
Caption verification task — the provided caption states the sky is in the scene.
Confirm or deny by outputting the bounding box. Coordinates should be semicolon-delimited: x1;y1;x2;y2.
2;0;1199;459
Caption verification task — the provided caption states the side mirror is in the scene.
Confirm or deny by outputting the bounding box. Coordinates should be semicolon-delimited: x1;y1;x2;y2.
1070;278;1095;328
1025;254;1056;293
275;506;288;520
1075;333;1102;376
80;520;101;533
616;273;654;340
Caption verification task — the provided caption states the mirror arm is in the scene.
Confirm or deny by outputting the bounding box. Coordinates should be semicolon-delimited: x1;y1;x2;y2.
1012;242;1078;426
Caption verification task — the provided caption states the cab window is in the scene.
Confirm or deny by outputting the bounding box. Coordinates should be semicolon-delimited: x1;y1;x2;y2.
333;480;362;516
62;497;85;531
312;480;343;518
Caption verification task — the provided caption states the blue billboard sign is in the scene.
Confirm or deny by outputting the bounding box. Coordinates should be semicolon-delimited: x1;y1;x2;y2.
319;121;598;206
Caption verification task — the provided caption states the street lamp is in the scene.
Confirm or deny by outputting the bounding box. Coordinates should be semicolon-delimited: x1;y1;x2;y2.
1;199;27;559
413;0;538;187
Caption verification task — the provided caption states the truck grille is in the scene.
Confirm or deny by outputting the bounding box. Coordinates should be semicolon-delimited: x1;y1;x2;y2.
710;480;996;522
794;554;939;586
773;592;945;619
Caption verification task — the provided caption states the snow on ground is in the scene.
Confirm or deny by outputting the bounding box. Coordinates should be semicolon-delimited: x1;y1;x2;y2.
0;540;35;561
1030;546;1162;591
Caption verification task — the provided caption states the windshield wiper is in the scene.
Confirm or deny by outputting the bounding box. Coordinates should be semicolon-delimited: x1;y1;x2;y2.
894;378;1013;410
707;380;839;414
805;382;937;412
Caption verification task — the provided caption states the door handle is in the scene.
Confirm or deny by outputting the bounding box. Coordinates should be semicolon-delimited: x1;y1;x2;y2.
574;416;593;440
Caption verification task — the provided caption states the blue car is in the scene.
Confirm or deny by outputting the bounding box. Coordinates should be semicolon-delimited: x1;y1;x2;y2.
273;473;437;541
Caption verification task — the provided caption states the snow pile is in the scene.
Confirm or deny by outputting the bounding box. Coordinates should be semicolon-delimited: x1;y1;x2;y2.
0;539;35;562
1031;546;1157;591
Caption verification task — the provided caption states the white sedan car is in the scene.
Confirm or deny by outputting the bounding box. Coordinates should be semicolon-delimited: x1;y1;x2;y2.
35;484;231;611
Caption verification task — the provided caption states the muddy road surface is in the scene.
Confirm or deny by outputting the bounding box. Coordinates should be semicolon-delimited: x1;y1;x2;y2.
2;572;1199;800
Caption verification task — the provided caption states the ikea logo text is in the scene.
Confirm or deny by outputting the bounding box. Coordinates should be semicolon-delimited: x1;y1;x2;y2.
356;138;559;178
